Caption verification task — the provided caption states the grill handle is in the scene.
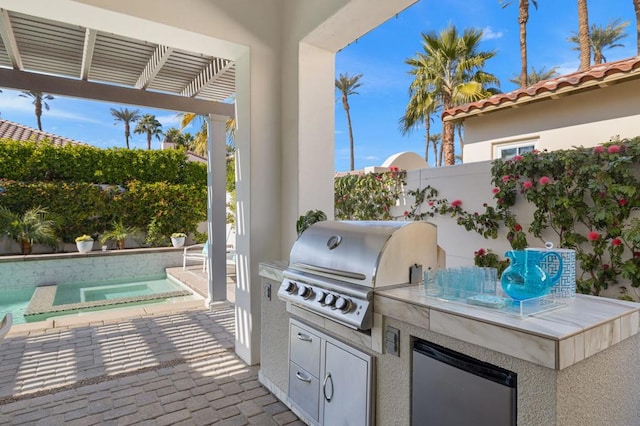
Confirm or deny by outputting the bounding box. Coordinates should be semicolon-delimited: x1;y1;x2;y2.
323;373;334;402
295;371;312;383
291;262;366;281
297;332;312;342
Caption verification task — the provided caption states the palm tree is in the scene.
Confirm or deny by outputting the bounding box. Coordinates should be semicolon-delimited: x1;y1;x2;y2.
569;19;629;64
110;107;141;149
134;114;163;150
500;0;538;87
335;73;363;171
405;26;499;166
429;133;441;167
634;0;640;53
399;80;439;163
19;91;54;131
577;0;591;70
509;66;559;86
179;112;236;157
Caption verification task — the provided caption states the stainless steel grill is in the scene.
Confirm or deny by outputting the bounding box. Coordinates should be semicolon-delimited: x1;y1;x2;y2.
279;220;440;330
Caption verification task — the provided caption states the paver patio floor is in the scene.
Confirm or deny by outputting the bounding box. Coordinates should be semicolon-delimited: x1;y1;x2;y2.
0;305;302;425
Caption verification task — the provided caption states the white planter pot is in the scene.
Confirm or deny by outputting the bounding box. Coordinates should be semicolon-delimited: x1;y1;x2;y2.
76;240;93;253
171;237;185;248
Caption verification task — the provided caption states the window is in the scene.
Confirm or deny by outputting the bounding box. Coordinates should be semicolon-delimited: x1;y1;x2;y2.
494;140;536;160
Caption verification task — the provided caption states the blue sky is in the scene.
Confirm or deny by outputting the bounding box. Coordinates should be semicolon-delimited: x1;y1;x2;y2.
0;1;636;171
334;0;637;171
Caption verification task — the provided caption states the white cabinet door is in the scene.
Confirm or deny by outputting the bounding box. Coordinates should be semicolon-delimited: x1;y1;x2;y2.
322;341;371;426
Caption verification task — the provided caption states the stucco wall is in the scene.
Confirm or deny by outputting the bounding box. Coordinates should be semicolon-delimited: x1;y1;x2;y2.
463;78;640;162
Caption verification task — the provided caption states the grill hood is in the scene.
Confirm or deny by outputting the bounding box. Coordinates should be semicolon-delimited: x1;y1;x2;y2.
288;220;439;288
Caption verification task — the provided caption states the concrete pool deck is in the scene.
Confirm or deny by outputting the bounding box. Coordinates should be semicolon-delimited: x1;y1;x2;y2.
0;270;302;425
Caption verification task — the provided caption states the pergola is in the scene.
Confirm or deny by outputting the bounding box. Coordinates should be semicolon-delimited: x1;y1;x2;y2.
0;0;417;366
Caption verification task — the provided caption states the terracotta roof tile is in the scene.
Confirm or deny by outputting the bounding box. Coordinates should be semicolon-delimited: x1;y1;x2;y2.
0;118;85;146
443;56;640;120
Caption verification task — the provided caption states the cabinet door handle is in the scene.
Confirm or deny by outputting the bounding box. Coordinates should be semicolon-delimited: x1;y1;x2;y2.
297;332;312;342
295;371;312;383
322;372;334;402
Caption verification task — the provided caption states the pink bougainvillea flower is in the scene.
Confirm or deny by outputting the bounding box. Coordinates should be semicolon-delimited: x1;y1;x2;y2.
522;180;533;189
587;231;600;241
428;201;434;207
475;248;486;257
512;155;523;161
619;198;627;206
451;199;462;208
593;146;604;154
539;176;550;185
612;238;622;246
607;145;621;154
501;175;510;183
602;264;610;270
403;210;409;216
492;187;500;194
389;166;399;172
514;223;523;232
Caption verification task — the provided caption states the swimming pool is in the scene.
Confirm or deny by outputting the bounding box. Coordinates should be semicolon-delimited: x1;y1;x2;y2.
2;274;197;324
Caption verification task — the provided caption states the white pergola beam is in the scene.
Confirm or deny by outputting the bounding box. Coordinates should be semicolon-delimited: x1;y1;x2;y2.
0;68;234;116
80;28;97;81
181;58;232;98
0;9;22;70
135;44;173;90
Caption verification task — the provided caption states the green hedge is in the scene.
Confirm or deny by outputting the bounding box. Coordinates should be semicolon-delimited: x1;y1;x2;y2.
0;139;207;185
0;179;207;243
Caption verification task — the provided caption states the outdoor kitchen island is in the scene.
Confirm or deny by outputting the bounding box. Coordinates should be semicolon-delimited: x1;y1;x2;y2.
259;262;640;426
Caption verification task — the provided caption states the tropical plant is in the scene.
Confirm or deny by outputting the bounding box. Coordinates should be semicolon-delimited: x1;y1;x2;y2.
179;113;236;157
171;232;186;238
335;73;363;171
399;80;439;163
509;66;559;86
110;107;141;149
569;19;629;64
0;206;57;254
100;220;143;250
19;91;54;131
429;133;442;166
75;234;93;242
577;0;591;70
500;0;538;87
134;114;163;150
296;210;327;236
163;127;187;148
405;25;500;166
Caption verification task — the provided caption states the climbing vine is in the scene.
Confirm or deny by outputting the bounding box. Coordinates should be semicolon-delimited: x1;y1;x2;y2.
334;137;640;299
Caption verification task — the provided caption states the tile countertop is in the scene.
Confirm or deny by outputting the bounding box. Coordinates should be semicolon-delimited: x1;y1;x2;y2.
375;285;640;370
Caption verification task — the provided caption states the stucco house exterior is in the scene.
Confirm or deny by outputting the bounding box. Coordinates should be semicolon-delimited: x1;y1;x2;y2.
443;56;640;162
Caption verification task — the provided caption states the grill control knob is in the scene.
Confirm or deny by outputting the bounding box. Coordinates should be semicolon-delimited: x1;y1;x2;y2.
335;297;352;313
324;293;337;306
298;286;314;299
284;280;298;294
318;291;329;304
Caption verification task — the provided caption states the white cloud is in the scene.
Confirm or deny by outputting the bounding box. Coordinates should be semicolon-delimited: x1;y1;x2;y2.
363;155;379;161
0;96;102;124
156;113;182;128
482;26;503;40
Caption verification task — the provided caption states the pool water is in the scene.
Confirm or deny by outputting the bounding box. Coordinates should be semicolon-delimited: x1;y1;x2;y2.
0;275;194;324
0;288;35;325
54;276;185;305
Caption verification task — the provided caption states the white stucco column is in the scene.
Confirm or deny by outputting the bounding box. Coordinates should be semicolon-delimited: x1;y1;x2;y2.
206;114;229;305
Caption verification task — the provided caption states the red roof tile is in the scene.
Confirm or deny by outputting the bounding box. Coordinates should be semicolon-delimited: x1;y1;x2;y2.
443;56;640;120
0;118;85;146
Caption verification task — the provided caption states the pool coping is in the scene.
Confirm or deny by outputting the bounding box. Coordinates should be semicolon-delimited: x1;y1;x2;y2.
7;298;212;336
